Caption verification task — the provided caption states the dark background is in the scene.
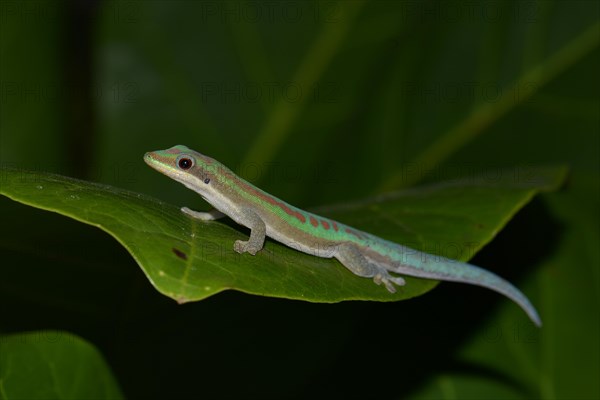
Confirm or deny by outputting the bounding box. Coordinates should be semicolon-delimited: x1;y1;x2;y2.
1;1;598;399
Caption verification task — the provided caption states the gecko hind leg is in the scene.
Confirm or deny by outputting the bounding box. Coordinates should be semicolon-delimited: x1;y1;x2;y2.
335;243;406;293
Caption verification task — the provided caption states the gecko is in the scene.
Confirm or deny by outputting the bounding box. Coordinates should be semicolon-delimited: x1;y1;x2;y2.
144;145;542;326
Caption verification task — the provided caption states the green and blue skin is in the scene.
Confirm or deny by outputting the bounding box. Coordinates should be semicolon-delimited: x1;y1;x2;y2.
144;145;542;327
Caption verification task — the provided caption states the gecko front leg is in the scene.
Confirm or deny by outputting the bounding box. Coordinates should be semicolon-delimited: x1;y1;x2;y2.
182;207;226;221
233;209;266;255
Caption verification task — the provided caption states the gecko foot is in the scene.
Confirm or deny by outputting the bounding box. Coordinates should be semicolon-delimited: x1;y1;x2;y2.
234;240;260;255
373;272;406;293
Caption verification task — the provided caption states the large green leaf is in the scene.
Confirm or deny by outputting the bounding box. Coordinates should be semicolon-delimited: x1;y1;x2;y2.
0;331;123;400
0;166;566;304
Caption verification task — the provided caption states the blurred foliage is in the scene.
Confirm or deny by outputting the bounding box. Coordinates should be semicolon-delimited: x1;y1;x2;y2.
0;331;123;399
0;0;598;399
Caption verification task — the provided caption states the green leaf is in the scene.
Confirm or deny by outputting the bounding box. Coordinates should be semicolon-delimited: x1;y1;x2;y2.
0;331;123;400
0;166;566;304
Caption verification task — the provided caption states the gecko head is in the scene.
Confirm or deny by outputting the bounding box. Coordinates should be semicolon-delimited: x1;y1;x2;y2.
144;145;227;198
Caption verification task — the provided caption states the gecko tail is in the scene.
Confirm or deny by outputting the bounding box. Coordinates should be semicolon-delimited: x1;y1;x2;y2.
379;246;543;327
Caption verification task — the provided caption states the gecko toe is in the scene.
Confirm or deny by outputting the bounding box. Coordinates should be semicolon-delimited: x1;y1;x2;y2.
234;240;246;254
391;276;406;286
383;279;397;293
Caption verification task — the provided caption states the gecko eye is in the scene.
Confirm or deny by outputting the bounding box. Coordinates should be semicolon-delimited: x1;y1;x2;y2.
204;178;210;184
176;155;194;170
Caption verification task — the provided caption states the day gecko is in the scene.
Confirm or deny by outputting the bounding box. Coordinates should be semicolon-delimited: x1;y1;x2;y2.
144;145;541;326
